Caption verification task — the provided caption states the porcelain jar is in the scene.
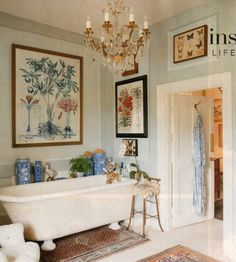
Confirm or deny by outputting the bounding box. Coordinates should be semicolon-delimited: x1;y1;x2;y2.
34;160;43;183
93;153;106;175
16;159;31;185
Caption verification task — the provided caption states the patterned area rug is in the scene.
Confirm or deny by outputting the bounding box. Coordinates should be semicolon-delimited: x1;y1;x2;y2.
40;226;148;262
137;245;221;262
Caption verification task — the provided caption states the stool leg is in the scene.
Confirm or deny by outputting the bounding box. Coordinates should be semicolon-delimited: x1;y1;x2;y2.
155;195;164;232
143;198;146;237
127;195;135;230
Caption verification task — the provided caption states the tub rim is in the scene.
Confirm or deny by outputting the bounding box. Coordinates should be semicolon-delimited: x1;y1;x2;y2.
0;177;136;203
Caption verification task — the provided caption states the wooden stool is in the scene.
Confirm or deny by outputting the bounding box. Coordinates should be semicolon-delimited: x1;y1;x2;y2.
127;178;164;237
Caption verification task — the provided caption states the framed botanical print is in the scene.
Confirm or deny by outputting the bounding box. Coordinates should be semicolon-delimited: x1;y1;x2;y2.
173;25;208;63
12;44;83;147
115;75;148;138
122;139;138;156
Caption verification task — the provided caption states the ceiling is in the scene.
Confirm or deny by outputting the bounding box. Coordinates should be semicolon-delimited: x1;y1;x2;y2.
0;0;213;35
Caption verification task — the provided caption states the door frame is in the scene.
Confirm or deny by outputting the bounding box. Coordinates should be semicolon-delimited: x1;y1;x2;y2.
156;72;234;257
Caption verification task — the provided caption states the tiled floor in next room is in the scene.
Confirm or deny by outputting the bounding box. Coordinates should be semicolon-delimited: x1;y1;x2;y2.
100;219;233;262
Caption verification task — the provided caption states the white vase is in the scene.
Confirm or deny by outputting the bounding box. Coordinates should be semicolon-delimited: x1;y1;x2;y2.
76;172;84;177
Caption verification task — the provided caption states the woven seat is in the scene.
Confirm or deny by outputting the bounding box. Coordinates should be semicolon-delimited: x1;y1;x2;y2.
127;178;164;237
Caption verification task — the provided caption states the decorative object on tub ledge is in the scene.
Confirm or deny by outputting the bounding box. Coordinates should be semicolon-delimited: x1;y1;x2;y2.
103;160;121;184
16;158;31;185
93;148;107;175
40;225;148;262
34;160;43;182
136;245;220;262
45;162;57;181
83;151;94;176
69;156;91;178
128;157;151;184
12;44;83;147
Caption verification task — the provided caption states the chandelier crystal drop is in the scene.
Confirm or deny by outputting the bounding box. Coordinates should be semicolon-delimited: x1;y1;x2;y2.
84;0;150;73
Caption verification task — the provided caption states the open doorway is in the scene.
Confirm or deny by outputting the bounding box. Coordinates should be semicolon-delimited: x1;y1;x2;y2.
174;88;223;225
156;73;234;257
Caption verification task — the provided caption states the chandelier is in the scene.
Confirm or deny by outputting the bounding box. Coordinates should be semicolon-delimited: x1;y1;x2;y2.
84;0;150;73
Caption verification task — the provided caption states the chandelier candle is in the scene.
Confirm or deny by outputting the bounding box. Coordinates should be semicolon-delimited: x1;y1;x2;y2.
84;0;150;73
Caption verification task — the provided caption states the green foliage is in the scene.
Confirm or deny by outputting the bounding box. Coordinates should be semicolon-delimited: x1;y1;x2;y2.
119;116;132;128
20;58;79;99
131;87;142;99
69;156;91;174
129;162;151;182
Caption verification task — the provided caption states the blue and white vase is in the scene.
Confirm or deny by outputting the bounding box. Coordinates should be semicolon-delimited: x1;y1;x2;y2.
16;159;31;185
34;160;43;183
93;153;106;175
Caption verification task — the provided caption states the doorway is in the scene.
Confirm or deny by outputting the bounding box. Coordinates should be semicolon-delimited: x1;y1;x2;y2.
156;72;235;258
171;87;223;228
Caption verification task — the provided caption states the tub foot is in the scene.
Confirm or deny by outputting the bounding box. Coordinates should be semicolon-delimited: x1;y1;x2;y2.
41;240;56;251
109;222;121;230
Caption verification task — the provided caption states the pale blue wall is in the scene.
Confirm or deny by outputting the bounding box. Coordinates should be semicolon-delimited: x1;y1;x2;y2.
100;0;236;241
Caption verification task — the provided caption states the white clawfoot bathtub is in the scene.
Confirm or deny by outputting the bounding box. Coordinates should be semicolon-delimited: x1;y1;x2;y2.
0;176;135;251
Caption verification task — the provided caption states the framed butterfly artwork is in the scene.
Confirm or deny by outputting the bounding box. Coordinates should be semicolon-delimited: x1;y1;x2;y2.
173;25;208;63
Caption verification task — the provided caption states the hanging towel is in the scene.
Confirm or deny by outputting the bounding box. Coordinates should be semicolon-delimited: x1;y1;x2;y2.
192;111;206;216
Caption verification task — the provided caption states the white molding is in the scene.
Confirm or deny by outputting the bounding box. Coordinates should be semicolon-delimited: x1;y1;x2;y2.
156;72;235;258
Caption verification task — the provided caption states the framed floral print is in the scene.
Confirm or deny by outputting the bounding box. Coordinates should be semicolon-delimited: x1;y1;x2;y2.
173;25;208;63
115;75;148;138
12;44;83;147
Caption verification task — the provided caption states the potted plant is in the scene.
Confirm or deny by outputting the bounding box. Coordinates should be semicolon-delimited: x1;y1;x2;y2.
69;156;91;178
128;160;151;183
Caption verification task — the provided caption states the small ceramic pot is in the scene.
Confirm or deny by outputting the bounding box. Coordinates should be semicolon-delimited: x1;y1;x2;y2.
16;159;31;185
34;160;43;183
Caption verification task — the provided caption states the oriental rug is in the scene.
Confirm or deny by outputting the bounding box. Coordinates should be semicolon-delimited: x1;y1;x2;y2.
137;245;221;262
40;226;148;262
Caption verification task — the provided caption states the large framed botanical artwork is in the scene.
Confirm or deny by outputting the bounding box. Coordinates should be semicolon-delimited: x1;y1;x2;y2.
115;75;148;138
12;44;83;147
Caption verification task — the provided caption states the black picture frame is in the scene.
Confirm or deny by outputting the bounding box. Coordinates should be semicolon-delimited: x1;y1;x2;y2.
115;75;148;138
122;139;138;156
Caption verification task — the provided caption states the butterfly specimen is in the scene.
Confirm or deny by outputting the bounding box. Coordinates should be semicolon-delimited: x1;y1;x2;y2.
196;40;203;49
178;36;184;40
187;50;193;56
197;28;204;35
178;48;183;54
187;33;194;40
